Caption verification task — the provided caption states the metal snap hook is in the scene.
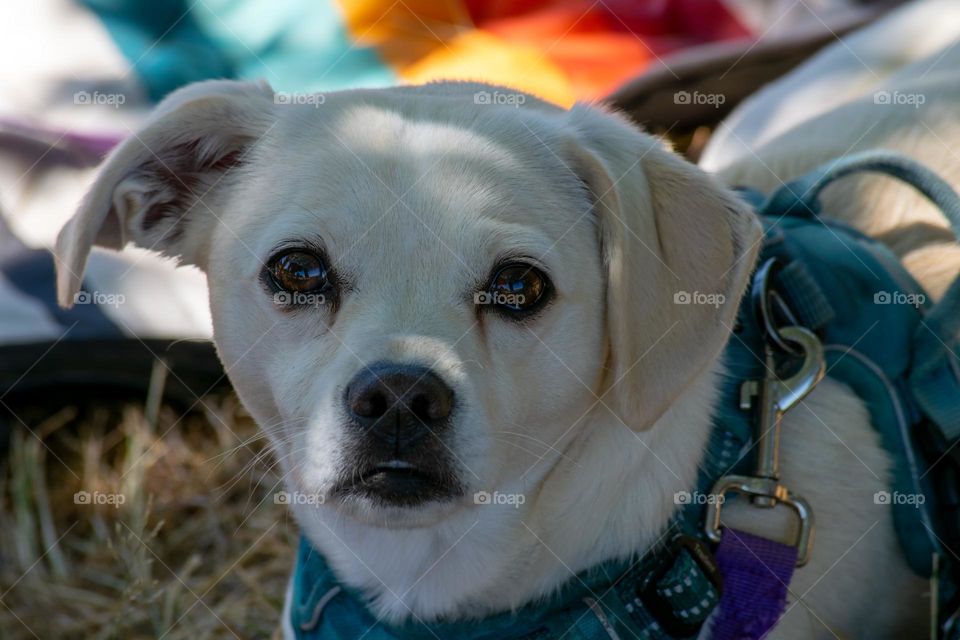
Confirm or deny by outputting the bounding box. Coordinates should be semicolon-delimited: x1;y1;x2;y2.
705;326;825;566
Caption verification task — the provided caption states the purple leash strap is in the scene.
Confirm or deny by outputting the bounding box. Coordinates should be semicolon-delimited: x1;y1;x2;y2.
711;527;797;640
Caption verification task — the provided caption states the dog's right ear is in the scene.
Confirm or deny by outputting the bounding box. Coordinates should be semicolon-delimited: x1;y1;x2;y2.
55;79;276;308
560;104;762;432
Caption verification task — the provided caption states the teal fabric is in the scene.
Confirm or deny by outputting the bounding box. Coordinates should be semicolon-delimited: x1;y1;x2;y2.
760;151;960;447
738;204;939;578
755;152;960;578
83;0;233;100
654;550;720;625
775;260;834;329
82;0;396;101
291;534;719;640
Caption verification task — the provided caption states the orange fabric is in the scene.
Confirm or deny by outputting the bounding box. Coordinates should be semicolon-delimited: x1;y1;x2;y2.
337;0;471;68
402;30;575;105
334;0;749;106
336;0;576;104
478;3;655;99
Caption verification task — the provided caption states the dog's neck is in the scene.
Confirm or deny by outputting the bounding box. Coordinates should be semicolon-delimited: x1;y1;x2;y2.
293;365;722;624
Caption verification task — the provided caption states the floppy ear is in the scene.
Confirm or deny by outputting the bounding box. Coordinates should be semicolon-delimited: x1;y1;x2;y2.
55;79;276;307
564;104;762;430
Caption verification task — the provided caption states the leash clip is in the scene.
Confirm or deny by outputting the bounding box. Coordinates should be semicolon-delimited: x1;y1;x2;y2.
705;326;825;566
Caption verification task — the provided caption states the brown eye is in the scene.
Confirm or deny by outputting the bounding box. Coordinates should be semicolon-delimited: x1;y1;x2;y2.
269;251;329;293
485;263;549;314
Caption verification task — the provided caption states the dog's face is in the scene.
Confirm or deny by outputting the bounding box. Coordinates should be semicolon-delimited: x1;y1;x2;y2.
208;98;610;525
55;81;760;528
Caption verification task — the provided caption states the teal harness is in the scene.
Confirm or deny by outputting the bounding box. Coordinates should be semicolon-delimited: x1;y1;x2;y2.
290;151;960;639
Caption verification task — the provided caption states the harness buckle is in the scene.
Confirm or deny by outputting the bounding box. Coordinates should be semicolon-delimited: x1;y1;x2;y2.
637;534;723;637
705;326;825;566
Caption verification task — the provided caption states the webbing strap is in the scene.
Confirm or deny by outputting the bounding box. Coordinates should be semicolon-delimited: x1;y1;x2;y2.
763;151;960;442
760;151;960;240
710;528;797;640
757;150;960;636
760;150;960;343
654;549;721;625
292;533;721;640
776;260;835;330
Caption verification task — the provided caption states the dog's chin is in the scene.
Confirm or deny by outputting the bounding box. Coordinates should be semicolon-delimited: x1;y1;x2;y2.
328;465;466;527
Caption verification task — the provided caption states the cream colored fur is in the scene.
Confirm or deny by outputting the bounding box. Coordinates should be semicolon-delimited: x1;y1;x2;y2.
703;0;960;301
51;19;950;631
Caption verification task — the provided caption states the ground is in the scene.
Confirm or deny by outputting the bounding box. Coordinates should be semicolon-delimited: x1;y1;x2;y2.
0;393;296;640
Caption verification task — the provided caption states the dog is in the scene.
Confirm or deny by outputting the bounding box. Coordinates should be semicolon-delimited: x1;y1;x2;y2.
53;75;932;638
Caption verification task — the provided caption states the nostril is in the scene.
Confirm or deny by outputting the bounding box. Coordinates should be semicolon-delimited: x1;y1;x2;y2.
352;389;388;419
409;393;433;422
412;388;452;421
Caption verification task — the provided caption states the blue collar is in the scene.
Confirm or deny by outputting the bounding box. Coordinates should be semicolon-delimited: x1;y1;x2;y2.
290;526;724;640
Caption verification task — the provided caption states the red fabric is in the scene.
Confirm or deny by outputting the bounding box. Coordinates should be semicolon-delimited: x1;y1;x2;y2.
462;0;750;98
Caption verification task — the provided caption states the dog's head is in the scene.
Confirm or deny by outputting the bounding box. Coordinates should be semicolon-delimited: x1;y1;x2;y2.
55;80;760;527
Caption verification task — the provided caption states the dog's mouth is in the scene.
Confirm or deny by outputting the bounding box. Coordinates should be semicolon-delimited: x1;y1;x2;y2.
332;459;463;507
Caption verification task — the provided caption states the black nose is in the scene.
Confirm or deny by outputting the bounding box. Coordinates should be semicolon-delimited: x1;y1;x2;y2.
344;364;454;446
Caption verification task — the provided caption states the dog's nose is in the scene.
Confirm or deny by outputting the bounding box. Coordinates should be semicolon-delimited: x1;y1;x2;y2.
344;364;454;445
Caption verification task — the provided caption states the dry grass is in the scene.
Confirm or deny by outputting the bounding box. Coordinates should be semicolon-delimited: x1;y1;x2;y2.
0;393;297;640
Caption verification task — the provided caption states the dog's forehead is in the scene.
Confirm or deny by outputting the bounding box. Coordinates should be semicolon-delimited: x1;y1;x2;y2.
251;99;594;275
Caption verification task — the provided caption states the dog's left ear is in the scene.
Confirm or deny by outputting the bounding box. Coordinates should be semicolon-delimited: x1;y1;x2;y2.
55;79;276;308
562;104;762;431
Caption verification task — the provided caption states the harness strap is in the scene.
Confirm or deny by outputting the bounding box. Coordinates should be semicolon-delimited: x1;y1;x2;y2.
755;150;960;637
291;533;723;640
775;260;834;330
760;151;960;239
763;150;960;443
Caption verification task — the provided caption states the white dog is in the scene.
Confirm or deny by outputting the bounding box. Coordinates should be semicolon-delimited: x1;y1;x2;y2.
53;67;938;636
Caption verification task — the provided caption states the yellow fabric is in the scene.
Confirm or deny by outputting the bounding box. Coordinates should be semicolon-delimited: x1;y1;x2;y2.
335;0;574;106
